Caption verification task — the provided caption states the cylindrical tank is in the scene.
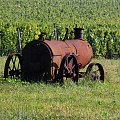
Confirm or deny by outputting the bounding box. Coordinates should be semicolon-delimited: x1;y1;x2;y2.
22;28;93;80
44;39;93;69
22;39;93;80
65;40;93;68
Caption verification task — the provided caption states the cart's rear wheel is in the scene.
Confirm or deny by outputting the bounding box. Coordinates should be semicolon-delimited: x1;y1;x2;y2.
85;63;104;82
4;53;22;78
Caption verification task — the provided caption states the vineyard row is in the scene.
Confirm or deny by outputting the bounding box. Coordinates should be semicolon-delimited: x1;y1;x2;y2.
0;22;120;58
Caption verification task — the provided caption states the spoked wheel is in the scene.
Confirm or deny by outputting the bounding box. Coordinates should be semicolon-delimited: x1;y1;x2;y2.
4;53;22;78
85;63;104;82
58;54;79;85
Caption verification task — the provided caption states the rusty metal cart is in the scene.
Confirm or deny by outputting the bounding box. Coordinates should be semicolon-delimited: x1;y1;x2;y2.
4;28;104;84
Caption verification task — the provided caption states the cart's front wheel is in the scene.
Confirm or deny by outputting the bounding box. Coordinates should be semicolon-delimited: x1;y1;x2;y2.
85;63;104;82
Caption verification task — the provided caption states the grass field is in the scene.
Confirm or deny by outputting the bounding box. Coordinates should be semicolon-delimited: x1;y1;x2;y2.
0;57;120;119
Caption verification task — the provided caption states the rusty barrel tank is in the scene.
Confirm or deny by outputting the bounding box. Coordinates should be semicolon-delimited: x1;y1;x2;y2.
22;28;92;83
4;28;104;84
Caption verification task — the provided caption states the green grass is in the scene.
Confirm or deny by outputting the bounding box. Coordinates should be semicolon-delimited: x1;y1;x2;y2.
0;57;120;120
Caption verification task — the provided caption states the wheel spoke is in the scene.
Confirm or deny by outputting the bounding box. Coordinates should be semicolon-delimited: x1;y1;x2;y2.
17;63;20;69
8;66;12;71
72;64;75;71
66;56;69;66
12;58;15;70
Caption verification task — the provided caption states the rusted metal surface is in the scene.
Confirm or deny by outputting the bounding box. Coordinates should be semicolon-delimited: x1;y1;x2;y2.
44;40;76;68
66;40;93;68
21;38;93;81
45;39;93;69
